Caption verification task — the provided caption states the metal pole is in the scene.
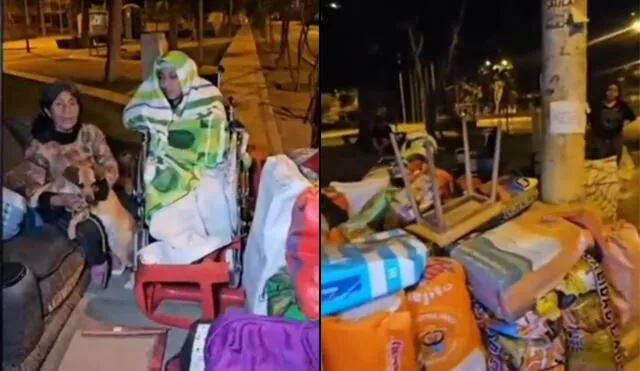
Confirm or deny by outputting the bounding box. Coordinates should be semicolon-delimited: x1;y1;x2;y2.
389;133;424;225
540;0;587;204
198;0;204;64
489;123;502;202
461;116;474;196
24;0;31;53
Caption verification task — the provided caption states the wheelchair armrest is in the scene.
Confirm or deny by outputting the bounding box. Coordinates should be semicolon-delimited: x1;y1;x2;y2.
228;119;246;132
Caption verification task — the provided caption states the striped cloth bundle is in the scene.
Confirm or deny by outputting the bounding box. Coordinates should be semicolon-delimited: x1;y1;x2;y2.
122;50;229;219
321;229;429;316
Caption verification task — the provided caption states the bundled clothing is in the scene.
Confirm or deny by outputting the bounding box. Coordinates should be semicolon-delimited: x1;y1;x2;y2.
123;50;237;264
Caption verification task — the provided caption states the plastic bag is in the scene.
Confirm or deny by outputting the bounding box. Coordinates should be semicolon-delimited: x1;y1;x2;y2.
321;293;417;371
602;222;640;328
473;302;565;371
264;268;307;321
286;187;320;320
451;209;592;321
562;254;627;371
321;229;429;316
584;157;620;222
407;258;486;371
617;168;640;231
337;187;396;241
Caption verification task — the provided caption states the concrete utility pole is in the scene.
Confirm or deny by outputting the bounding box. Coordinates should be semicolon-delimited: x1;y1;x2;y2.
540;0;588;204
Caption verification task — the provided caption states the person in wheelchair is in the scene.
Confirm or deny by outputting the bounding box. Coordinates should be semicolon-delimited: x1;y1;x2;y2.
122;50;238;265
22;80;121;287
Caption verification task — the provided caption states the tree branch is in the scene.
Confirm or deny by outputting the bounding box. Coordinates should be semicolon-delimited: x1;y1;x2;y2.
445;0;467;80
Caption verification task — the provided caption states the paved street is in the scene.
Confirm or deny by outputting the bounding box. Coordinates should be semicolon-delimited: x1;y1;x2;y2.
256;21;318;151
2;25;311;175
3;37;231;95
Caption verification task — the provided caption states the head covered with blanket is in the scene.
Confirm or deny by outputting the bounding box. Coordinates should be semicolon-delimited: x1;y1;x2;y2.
122;50;229;219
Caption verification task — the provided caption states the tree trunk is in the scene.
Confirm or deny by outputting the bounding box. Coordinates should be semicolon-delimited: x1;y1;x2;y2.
168;0;179;49
81;0;90;48
198;0;203;63
23;0;31;53
38;0;46;36
275;19;290;69
67;10;74;36
540;0;587;204
104;0;123;83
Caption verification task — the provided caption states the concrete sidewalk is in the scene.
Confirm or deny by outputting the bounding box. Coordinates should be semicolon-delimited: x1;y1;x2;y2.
3;25;287;155
255;22;317;151
3;36;231;61
218;25;283;153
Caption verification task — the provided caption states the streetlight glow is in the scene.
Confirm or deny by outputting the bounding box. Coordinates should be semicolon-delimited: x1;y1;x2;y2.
328;2;341;9
590;19;640;46
501;59;509;66
485;60;491;66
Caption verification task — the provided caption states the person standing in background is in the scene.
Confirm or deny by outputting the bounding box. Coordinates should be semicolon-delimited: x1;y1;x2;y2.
587;82;637;163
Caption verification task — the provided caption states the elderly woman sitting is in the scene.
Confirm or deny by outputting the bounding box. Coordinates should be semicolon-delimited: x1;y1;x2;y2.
23;81;121;287
122;51;238;265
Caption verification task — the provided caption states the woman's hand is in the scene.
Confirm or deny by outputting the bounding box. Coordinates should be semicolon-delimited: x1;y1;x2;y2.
50;194;85;209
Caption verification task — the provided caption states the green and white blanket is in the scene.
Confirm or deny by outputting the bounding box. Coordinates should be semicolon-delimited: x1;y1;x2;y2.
123;51;229;220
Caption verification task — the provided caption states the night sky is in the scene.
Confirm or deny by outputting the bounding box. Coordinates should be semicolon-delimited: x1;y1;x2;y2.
321;0;640;91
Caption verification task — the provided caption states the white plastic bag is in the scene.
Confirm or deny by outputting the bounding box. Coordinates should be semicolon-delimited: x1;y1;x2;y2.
242;155;310;315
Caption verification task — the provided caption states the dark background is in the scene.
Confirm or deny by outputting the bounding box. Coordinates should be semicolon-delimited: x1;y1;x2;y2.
321;0;640;94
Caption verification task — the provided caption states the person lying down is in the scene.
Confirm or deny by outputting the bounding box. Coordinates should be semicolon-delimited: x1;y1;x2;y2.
122;50;238;265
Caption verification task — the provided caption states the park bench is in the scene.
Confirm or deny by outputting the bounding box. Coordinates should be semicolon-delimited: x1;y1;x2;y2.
88;35;108;56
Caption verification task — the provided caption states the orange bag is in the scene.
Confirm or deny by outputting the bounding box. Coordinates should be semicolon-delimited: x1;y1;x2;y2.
407;258;486;371
321;293;416;371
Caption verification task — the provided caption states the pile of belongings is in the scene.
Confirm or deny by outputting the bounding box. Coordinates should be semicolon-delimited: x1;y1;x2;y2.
167;149;321;371
322;133;455;242
243;147;320;320
617;146;640;229
320;147;640;371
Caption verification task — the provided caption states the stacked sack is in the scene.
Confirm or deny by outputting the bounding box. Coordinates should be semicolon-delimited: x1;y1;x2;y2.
451;207;640;370
320;228;488;370
320;173;541;370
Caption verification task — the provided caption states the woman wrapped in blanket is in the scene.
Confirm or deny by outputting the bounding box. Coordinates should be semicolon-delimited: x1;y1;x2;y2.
123;51;237;265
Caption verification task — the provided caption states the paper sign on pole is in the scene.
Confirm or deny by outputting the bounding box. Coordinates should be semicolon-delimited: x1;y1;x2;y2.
549;100;586;134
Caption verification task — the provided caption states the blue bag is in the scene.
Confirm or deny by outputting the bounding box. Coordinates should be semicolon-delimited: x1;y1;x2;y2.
320;229;429;316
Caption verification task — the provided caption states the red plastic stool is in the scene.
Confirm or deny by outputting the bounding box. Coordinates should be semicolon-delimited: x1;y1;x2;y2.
134;241;246;329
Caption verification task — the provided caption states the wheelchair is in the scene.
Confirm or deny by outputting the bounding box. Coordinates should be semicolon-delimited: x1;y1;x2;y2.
129;65;260;290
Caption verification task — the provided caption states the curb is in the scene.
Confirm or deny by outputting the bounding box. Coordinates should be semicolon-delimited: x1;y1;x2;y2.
3;69;130;106
220;25;284;155
4;29;285;155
